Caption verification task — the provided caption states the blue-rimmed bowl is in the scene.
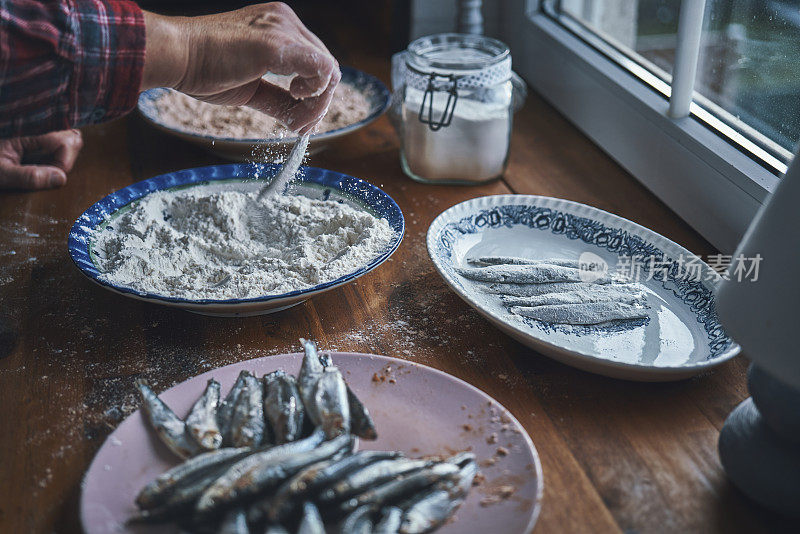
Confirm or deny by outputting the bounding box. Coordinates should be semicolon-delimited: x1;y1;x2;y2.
137;66;390;161
68;164;404;317
427;195;740;381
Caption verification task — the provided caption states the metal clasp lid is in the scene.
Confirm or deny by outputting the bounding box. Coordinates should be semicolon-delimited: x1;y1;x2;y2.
418;72;459;132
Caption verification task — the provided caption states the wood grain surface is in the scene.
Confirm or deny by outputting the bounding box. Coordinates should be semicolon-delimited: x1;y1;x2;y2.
0;57;790;533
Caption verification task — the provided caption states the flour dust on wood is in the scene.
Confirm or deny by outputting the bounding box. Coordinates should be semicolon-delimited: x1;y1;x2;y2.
92;187;395;300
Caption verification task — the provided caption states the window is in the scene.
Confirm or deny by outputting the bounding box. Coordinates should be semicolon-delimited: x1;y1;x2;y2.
541;0;799;174
501;0;792;251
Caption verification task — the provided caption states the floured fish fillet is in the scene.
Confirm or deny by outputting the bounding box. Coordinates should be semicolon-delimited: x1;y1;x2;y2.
484;281;616;296
510;301;650;325
466;257;580;268
501;284;647;308
456;264;612;284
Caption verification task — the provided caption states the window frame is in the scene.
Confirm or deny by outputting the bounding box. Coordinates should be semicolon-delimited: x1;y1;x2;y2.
500;0;782;252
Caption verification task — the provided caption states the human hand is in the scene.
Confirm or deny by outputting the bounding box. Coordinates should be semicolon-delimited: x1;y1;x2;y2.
0;130;83;190
142;3;341;135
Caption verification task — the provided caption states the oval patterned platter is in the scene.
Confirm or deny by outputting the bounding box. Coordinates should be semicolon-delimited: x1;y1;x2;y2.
427;195;740;381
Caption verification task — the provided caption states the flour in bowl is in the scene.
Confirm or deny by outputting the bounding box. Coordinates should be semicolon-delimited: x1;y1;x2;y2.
92;187;395;300
153;83;371;139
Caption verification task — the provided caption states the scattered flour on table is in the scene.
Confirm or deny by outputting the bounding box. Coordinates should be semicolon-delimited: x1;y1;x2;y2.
92;187;395;299
153;82;371;139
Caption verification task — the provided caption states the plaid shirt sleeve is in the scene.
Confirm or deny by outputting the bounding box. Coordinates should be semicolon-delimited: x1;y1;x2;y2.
0;0;145;138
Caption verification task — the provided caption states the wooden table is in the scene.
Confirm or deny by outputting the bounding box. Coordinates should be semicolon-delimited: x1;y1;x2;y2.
0;57;789;533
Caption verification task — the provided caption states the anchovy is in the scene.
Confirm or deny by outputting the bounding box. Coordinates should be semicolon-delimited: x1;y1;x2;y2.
185;379;223;451
298;339;325;428
318;459;431;504
135;379;201;460
136;447;250;510
196;429;335;514
262;451;402;523
483;281;598;297
131;449;264;523
398;489;463;534
218;371;251;446
467;256;579;268
130;461;232;523
218;507;249;534
339;504;374;534
374;506;403;534
455;264;595;284
396;458;478;533
347;385;377;440
500;285;647;308
338;463;460;514
263;370;304;444
443;452;475;469
510;301;649;325
229;373;268;447
451;459;478;497
313;367;350;439
297;501;325;534
316;353;376;440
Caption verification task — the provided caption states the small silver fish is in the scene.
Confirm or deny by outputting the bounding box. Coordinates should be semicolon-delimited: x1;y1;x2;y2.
500;285;647;308
467;256;580;268
313;367;351;439
185;379;222;451
317;352;376;439
338;463;460;514
263;370;304;444
136;447;250;510
318;459;430;504
298;339;325;427
455;264;590;284
261;451;402;523
195;429;327;514
218;371;251;446
347;385;377;440
374;506;403;534
297;501;325;534
398;489;463;534
135;379;201;460
510;301;649;325
218;507;249;534
229;373;268;448
339;504;374;534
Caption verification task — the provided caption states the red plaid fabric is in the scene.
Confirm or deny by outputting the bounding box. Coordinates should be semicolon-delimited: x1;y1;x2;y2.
0;0;145;138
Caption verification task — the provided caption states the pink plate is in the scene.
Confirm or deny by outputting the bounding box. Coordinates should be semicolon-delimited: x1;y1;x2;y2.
81;353;543;533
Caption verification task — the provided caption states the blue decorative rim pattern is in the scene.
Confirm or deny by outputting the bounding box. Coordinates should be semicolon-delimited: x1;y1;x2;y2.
137;66;390;144
68;164;404;305
433;202;737;361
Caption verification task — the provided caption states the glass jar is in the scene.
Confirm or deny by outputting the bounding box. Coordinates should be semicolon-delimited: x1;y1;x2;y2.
392;33;514;184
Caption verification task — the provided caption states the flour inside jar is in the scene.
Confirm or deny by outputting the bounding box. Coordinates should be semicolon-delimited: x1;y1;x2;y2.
92;186;395;300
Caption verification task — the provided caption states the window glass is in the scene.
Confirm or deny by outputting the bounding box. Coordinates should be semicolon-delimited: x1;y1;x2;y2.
543;0;799;165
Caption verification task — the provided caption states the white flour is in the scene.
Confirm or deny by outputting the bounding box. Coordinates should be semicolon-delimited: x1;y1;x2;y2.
92;187;395;300
401;91;511;183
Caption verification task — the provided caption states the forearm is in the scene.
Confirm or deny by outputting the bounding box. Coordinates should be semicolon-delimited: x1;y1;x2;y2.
141;12;190;91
